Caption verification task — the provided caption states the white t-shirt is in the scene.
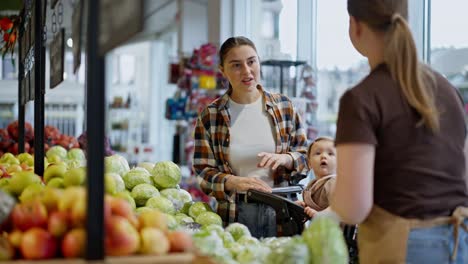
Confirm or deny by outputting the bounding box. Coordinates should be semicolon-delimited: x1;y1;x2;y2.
228;96;276;187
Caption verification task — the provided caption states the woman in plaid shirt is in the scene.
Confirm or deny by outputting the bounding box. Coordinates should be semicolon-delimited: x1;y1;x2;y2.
193;36;309;238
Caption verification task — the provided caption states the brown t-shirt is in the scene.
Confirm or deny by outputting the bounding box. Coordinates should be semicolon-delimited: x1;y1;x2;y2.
336;64;468;219
303;175;336;211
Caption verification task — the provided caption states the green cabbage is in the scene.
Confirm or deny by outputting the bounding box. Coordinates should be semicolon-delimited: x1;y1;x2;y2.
265;236;310;264
195;211;223;226
67;148;86;160
151;161;181;189
160;188;192;212
225;222;252;241
302;217;349;264
131;183;159;206
146;196;176;215
46;146;68;160
104;154;130;177
122;167;152;190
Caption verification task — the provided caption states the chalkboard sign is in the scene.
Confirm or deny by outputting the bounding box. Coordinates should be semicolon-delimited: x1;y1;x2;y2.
24;22;30;58
51;0;59;9
42;0;47;26
49;29;65;89
29;65;35;100
19;32;25;72
21;74;28;105
99;0;143;55
72;0;83;74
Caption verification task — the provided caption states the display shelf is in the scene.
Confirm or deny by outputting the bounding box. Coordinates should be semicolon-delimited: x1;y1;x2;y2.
261;59;306;97
4;253;214;264
107;105;145;164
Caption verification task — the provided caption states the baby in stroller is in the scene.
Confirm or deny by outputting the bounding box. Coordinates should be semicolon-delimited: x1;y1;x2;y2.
296;136;358;263
296;136;337;217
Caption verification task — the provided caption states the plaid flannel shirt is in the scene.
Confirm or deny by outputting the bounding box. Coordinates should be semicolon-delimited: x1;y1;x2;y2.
193;86;309;226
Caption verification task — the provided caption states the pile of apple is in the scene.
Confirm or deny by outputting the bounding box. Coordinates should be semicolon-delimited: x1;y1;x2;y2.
0;120;80;156
0;145;84;183
0;186;194;260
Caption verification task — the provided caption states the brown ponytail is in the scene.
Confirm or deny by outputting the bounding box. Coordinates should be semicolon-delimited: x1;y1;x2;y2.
348;0;439;132
384;14;439;132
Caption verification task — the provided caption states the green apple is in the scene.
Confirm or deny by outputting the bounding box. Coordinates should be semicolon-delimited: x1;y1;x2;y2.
6;164;23;175
8;171;42;196
17;153;34;167
19;183;45;203
44;163;68;183
0;178;10;193
0;153;20;165
47;177;65;188
63;167;87;187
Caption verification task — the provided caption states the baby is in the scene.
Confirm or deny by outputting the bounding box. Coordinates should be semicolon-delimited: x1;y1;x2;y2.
297;137;337;217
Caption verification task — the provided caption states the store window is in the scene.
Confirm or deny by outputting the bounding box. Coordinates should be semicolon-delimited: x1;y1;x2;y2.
430;0;468;108
257;0;299;95
315;0;367;136
258;0;297;60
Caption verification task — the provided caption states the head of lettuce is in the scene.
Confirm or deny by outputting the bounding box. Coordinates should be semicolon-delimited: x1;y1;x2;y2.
151;161;182;189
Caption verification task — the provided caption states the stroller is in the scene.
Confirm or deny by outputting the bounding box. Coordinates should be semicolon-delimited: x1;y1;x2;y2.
245;181;359;264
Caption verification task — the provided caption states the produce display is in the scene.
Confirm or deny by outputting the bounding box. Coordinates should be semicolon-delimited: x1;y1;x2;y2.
0;121;81;156
0;149;350;263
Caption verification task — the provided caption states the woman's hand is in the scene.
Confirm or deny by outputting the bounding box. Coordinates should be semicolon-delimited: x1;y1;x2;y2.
304;206;317;218
295;200;306;207
257;152;293;170
225;175;272;193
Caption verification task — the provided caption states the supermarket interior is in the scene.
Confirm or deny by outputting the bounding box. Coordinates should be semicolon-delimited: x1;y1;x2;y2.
0;0;467;263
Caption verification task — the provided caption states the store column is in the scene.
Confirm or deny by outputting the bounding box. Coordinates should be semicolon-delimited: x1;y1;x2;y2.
297;0;317;69
408;0;430;62
207;0;232;46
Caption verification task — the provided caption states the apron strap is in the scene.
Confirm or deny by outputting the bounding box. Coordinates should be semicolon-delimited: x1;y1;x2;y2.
450;207;468;260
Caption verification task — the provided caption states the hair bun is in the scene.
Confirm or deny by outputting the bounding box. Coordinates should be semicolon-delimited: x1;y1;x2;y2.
391;13;403;24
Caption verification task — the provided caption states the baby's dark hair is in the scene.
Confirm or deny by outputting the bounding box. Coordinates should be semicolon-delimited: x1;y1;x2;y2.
307;136;335;156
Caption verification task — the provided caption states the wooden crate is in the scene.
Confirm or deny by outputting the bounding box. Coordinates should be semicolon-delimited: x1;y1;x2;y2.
4;253;216;264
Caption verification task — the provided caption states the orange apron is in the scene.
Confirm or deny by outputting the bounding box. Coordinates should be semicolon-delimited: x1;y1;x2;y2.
358;205;468;264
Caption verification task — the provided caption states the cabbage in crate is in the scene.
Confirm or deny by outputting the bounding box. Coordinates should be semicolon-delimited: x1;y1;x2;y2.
151;161;181;189
302;217;349;264
122;167;152;190
131;183;159;206
104;154;130;177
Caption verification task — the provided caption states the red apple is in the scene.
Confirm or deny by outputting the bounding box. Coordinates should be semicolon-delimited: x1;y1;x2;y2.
105;216;140;256
107;196;139;228
20;228;57;260
139;227;170;255
41;187;63;213
138;210;168;231
48;211;70;238
167;231;193;252
0;129;12;150
62;228;86;258
11;201;48;231
7;121;33;142
70;197;86;228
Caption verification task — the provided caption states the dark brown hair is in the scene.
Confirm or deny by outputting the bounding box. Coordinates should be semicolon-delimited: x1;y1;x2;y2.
348;0;439;132
219;36;258;67
307;136;335;158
